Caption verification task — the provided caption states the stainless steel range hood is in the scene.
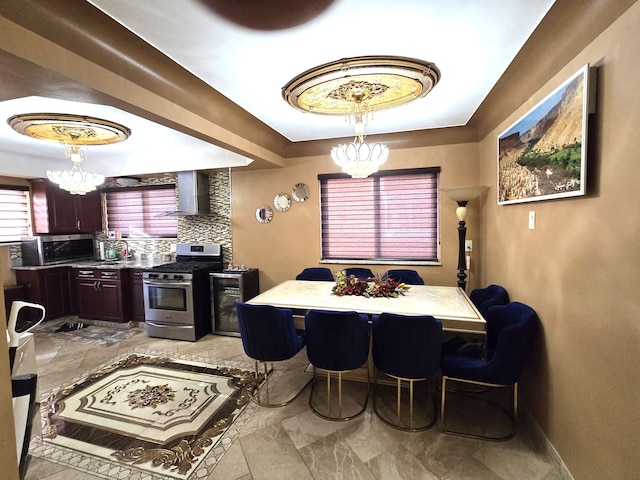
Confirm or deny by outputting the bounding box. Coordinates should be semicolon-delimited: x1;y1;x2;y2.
166;171;210;216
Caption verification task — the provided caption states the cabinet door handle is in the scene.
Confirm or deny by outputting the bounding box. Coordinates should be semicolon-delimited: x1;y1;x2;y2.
77;220;80;230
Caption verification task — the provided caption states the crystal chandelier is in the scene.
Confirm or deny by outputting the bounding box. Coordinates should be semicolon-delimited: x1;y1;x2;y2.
47;143;105;195
330;114;389;178
283;56;440;178
8;113;130;195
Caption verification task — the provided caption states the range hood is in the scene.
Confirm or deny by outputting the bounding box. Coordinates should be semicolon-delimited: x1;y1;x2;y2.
166;171;210;216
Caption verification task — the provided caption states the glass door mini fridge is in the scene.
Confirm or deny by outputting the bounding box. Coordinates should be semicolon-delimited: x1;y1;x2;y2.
210;269;259;336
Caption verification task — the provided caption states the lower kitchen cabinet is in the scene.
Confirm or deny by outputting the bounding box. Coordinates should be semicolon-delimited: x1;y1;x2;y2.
15;267;71;321
128;268;145;322
74;268;130;323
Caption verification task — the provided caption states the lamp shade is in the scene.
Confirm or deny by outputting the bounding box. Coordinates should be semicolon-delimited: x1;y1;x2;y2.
441;186;488;203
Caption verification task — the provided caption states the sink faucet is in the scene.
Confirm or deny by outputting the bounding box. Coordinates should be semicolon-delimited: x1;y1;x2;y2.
116;240;131;259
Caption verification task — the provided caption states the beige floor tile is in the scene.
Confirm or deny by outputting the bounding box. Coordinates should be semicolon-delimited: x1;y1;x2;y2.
239;423;313;480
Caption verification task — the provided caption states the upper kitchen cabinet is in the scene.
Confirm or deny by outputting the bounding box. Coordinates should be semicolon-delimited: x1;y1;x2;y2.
29;179;102;234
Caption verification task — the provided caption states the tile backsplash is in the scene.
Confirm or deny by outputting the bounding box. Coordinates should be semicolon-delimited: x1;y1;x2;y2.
10;171;233;267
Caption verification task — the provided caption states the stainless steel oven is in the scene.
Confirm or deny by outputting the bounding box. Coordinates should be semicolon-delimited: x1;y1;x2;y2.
143;273;195;336
143;243;223;342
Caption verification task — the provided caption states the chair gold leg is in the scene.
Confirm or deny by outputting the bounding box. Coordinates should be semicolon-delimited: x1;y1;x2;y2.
440;376;518;441
309;366;368;422
374;373;435;432
249;360;311;408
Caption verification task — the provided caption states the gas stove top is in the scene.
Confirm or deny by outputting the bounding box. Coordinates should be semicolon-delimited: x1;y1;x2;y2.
151;260;222;273
145;243;223;275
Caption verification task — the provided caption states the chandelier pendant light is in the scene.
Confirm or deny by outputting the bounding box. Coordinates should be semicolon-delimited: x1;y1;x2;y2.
330;114;389;178
283;56;440;178
8;113;131;195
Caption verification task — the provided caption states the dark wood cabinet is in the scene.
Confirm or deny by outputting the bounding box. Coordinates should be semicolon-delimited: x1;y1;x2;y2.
128;268;145;322
15;267;71;321
29;178;102;234
73;268;130;323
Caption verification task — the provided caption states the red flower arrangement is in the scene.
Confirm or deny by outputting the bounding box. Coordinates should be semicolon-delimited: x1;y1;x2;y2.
331;270;410;298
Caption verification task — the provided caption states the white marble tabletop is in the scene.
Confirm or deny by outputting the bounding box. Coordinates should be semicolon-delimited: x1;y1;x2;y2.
247;280;485;333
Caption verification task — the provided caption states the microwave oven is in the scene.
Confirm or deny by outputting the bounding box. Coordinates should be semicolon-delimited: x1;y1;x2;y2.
20;234;95;266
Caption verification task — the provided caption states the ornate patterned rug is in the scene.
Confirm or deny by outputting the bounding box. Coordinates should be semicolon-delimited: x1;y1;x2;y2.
29;349;264;479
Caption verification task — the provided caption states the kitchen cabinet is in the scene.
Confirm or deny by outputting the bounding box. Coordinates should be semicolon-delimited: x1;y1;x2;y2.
74;268;130;323
29;178;102;234
128;268;145;322
15;267;72;321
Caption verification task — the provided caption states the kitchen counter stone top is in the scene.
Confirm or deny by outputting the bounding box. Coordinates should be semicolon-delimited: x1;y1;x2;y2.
12;259;167;271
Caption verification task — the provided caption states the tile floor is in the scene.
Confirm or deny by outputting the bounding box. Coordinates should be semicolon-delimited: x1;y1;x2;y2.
25;321;569;480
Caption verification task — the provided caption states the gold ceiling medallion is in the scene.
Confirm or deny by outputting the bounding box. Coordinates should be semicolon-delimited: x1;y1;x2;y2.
8;113;131;144
282;56;440;116
7;113;131;195
282;56;440;178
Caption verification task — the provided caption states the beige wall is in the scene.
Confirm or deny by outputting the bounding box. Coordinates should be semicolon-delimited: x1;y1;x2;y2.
232;142;482;291
477;4;640;479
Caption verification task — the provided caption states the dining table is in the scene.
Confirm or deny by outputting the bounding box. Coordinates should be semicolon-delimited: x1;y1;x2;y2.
246;280;486;334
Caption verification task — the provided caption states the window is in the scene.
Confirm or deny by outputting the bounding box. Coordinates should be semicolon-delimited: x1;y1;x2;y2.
104;185;178;238
0;186;31;243
320;168;440;263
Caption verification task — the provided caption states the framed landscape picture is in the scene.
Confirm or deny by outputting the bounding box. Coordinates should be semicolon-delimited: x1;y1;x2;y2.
497;64;594;205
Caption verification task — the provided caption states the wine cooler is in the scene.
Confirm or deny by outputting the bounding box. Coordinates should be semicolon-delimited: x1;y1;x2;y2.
209;269;259;336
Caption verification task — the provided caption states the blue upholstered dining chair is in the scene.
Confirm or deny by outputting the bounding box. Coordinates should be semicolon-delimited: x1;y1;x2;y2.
440;302;537;440
235;302;310;407
442;284;510;357
469;284;510;317
295;267;334;281
384;269;425;285
305;309;371;421
344;267;375;279
372;313;442;431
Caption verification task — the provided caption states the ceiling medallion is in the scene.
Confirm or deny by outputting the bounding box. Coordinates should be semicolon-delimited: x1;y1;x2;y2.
8;113;131;144
282;56;439;178
282;56;440;116
7;113;131;195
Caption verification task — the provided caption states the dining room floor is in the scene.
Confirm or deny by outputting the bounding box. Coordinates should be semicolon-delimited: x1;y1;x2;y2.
24;319;569;480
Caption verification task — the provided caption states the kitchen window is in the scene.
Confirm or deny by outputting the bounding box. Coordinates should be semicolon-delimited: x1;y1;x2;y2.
0;186;31;243
104;184;178;238
319;168;440;263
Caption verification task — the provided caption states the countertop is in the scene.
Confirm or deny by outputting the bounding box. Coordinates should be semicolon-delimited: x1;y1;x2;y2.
12;259;167;271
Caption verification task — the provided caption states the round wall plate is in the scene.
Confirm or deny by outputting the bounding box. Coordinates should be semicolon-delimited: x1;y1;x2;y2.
256;205;273;223
292;183;310;202
274;193;291;212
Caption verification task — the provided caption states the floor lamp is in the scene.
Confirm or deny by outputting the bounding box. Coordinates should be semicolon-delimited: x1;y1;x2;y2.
441;186;488;291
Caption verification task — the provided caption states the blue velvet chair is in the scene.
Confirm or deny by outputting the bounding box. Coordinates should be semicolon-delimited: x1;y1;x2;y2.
236;302;310;407
295;267;334;281
383;269;425;285
372;313;441;431
305;309;371;421
442;284;510;357
344;267;375;279
470;284;510;317
440;302;537;440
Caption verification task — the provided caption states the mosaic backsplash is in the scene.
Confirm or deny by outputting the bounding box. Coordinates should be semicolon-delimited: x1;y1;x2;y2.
9;171;233;267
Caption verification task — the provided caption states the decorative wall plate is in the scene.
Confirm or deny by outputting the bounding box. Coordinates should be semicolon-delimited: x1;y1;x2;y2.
273;193;291;212
255;205;273;223
292;183;310;202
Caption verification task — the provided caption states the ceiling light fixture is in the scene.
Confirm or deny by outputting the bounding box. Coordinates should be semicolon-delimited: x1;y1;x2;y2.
8;113;131;195
283;56;440;178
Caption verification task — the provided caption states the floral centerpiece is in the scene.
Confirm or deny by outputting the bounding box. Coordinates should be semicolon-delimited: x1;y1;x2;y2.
331;270;410;298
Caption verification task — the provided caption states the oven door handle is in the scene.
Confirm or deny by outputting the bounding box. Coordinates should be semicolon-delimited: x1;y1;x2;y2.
143;280;191;288
146;321;194;330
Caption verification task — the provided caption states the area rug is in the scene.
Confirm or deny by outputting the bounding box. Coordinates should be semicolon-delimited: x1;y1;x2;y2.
29;349;265;479
34;322;141;347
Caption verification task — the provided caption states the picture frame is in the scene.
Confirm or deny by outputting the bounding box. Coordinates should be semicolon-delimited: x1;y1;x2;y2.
497;64;595;205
